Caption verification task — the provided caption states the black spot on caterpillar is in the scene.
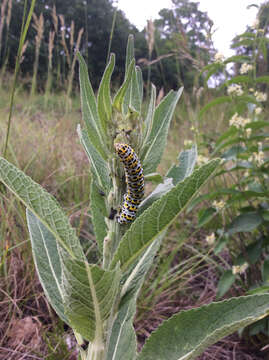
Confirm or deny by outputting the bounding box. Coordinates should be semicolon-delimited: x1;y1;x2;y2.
108;207;117;220
114;143;144;224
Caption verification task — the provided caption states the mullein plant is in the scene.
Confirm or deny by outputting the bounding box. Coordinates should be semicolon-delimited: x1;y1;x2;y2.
1;35;269;360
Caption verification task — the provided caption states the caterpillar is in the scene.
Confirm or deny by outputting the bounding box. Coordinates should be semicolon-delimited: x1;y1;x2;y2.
114;143;144;224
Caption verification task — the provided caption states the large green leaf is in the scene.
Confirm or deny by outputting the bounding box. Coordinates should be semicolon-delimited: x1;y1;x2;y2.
137;294;269;360
111;159;220;271
106;235;164;360
26;209;68;324
138;178;174;215
97;53;115;135
105;295;137;360
0;157;84;260
141;87;183;174
61;254;121;341
129;66;143;115
77;125;111;194
122;35;143;116
113;59;135;113
77;52;107;159
142;84;156;147
228;212;263;234
166;145;197;185
125;34;135;75
90;180;108;255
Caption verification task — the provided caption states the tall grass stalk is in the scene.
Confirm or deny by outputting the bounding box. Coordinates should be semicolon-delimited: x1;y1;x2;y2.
44;30;55;107
66;27;84;110
30;12;44;97
59;15;71;68
51;5;61;87
1;0;12;71
0;0;8;62
3;0;36;159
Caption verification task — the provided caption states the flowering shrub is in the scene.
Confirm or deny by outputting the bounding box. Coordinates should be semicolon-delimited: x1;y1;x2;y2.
197;15;269;332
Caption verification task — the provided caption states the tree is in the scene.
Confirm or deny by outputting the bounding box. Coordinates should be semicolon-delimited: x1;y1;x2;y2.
1;0;140;91
148;0;214;91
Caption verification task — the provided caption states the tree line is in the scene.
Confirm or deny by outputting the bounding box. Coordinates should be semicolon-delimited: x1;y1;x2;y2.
0;0;267;94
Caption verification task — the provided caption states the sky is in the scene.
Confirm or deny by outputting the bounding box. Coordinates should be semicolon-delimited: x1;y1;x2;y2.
116;0;264;57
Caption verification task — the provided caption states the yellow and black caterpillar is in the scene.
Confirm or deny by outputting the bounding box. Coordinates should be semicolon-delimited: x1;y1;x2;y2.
115;143;144;224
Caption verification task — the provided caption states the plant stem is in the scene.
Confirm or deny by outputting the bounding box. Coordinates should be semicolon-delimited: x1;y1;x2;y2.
87;338;105;360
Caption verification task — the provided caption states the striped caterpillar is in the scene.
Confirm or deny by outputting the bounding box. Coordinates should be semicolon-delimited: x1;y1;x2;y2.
114;143;144;224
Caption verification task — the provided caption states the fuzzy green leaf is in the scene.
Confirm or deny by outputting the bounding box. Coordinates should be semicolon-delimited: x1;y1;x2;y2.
61;256;121;341
0;157;84;260
141;87;183;174
144;172;163;183
77;125;111;194
130;66;143;114
138;178;174;215
166;145;197;185
106;295;137;360
90;180;108;254
143;84;156;146
111;159;220;271
106;235;164;360
26;209;69;325
97;53;115;134
125;34;135;75
137;294;269;360
77;52;107;159
113;59;135;113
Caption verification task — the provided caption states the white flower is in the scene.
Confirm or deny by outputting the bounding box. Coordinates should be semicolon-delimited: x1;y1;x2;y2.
239;63;253;74
251;19;259;29
206;233;215;245
249;151;265;165
255;107;262;115
227;84;243;96
229;113;251;129
197;155;209;166
245;128;252;138
258;142;263;151
254;91;267;102
184;140;193;147
249;88;254;92
212;200;225;211
214;52;225;63
232;263;248;275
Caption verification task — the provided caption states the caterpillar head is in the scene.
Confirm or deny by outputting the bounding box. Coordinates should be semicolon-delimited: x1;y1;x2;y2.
114;143;128;157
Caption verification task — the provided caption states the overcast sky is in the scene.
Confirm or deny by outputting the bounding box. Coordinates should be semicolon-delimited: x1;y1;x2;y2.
116;0;264;56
